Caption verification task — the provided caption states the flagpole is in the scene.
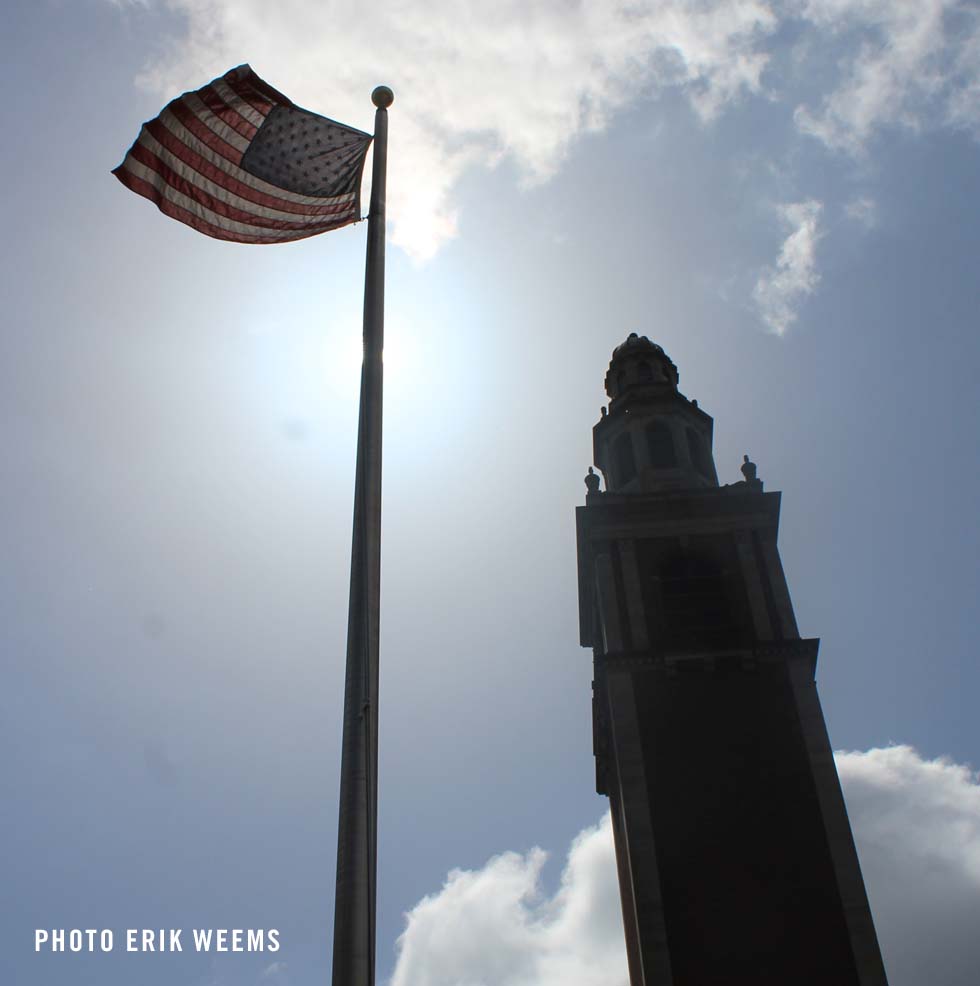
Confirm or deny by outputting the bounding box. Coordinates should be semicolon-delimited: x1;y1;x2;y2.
332;84;392;986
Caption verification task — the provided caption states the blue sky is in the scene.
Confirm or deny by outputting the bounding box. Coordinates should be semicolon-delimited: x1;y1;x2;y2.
3;2;980;985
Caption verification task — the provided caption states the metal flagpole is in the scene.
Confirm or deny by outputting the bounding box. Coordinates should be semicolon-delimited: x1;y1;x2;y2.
331;84;393;986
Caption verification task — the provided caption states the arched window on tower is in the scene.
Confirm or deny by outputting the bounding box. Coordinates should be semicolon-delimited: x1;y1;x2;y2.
614;432;636;487
646;421;676;468
686;427;711;479
637;361;653;383
616;370;626;396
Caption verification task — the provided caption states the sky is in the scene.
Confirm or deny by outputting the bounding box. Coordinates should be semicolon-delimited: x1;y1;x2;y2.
2;1;979;985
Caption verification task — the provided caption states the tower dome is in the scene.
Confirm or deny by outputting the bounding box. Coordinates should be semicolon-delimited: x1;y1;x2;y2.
593;334;717;494
604;332;679;404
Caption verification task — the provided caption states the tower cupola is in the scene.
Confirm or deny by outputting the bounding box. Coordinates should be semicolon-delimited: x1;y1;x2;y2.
604;332;679;403
593;334;718;494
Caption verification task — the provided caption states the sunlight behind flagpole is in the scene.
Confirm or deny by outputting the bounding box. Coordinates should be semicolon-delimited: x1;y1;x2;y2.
322;325;418;401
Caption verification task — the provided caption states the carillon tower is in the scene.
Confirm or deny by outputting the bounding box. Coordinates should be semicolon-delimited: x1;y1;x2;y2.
575;334;888;986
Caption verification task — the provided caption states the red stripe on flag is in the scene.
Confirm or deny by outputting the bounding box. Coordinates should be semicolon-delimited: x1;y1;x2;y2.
112;167;358;243
126;141;352;231
145;119;354;217
167;98;245;166
113;167;281;242
197;84;258;141
221;70;276;119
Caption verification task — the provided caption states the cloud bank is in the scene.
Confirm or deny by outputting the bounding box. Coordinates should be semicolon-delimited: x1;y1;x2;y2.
118;1;980;265
125;0;777;261
390;745;980;986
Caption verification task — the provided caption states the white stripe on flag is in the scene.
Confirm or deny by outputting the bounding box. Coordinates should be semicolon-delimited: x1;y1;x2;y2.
121;157;355;239
209;78;267;130
182;93;252;154
136;130;343;225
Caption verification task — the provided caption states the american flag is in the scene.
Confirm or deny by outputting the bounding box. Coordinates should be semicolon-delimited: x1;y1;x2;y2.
113;65;372;244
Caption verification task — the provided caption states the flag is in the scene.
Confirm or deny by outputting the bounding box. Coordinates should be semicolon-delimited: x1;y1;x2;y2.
113;65;372;244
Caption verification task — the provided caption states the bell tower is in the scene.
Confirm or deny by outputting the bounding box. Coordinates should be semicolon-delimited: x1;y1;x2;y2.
576;334;888;986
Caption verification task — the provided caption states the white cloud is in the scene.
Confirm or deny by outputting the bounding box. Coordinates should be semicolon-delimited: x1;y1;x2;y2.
945;12;980;137
793;0;980;152
390;814;629;986
753;198;823;334
838;745;980;986
391;746;980;986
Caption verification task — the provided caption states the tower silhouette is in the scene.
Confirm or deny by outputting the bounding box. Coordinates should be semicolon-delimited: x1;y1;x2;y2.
575;334;888;985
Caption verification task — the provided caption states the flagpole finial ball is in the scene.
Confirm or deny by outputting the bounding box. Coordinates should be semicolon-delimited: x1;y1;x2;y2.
372;86;394;109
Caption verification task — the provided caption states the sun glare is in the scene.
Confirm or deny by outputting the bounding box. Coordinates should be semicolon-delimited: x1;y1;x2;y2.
322;324;419;402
